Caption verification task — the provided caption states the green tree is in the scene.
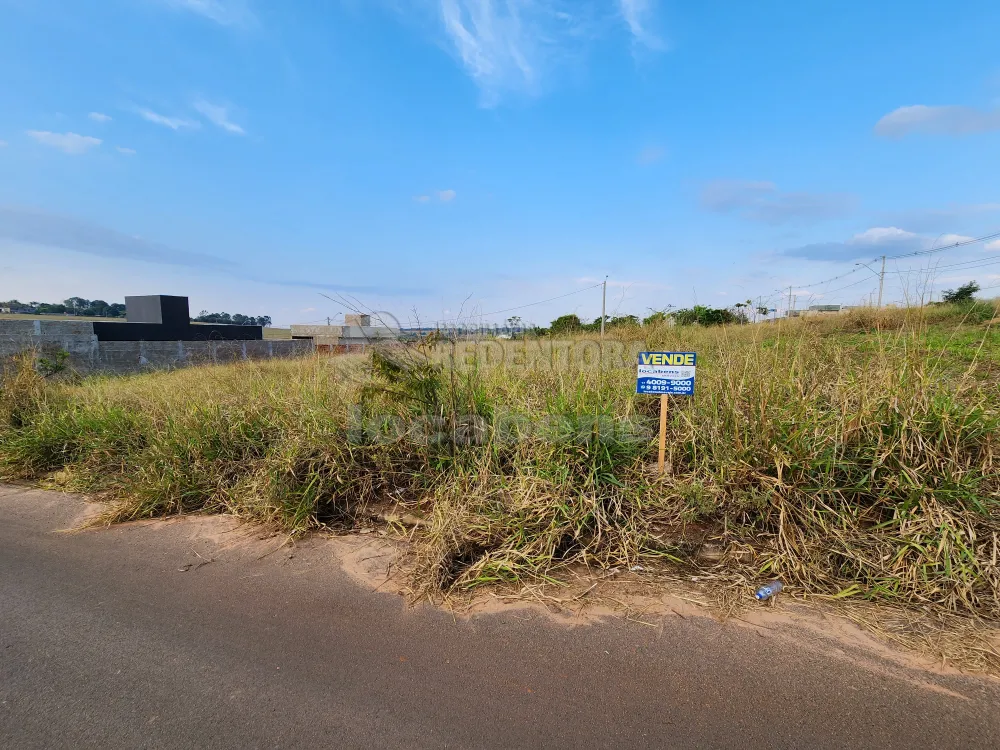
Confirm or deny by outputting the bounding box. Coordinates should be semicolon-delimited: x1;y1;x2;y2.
942;281;980;304
81;300;109;317
194;310;270;326
63;297;91;312
549;314;583;335
643;309;670;326
671;305;748;327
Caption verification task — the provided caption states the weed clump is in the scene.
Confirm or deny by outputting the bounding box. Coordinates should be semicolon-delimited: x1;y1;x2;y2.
0;353;45;429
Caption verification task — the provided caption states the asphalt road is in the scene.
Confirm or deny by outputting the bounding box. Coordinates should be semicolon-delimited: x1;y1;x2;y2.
2;485;999;749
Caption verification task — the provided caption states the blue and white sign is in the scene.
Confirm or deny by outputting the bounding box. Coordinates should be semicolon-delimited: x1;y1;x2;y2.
636;351;696;396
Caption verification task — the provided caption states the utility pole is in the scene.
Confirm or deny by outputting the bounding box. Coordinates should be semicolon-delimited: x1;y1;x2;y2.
326;316;331;326
787;286;793;319
877;255;886;308
600;276;607;341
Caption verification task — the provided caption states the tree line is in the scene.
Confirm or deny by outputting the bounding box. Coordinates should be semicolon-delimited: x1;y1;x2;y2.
2;298;271;326
530;303;759;335
2;297;127;317
529;279;987;334
193;311;272;327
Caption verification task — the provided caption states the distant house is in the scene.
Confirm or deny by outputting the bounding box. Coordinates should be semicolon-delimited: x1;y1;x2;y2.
290;314;401;353
788;304;863;319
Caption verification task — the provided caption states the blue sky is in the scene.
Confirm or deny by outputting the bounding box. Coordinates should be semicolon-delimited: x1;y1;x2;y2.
2;0;1000;326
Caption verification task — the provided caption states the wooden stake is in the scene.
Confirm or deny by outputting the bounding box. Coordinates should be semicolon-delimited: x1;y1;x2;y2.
657;393;669;474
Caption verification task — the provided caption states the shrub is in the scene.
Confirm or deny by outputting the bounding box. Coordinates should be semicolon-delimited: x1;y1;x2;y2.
942;281;980;304
671;305;748;326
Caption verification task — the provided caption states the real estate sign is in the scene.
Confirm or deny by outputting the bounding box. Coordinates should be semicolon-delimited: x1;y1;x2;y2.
636;351;696;396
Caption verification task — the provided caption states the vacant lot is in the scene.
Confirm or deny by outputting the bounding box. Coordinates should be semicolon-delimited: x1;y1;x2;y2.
263;326;292;340
2;304;999;637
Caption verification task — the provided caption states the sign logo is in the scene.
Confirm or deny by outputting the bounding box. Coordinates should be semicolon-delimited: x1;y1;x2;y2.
636;351;696;396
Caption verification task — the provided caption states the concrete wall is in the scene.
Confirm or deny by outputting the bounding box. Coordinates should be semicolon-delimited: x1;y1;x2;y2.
343;325;400;340
291;324;345;339
290;323;400;348
0;320;312;374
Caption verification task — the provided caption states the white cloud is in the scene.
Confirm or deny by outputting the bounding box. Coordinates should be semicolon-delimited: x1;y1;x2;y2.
436;0;601;105
700;179;856;225
986;240;1000;251
785;227;977;263
415;190;456;203
0;206;232;269
636;145;665;165
26;130;102;155
116;146;137;156
396;1;667;105
701;179;774;211
618;0;663;49
88;112;112;123
935;233;976;247
159;0;257;28
138;108;200;130
193;100;245;135
850;227;919;245
877;202;1000;232
440;0;536;101
875;105;1000;138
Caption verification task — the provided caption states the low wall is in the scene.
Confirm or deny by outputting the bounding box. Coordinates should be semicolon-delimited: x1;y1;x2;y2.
0;320;312;374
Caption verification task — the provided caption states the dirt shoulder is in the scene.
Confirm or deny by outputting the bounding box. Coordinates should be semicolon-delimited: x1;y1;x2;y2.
5;483;998;683
5;483;1000;749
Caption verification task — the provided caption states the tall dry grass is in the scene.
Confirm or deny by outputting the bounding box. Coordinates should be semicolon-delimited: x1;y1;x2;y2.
1;304;999;617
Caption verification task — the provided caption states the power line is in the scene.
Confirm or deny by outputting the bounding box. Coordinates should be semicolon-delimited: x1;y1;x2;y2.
819;275;877;296
307;230;1000;328
884;230;1000;260
786;267;862;291
920;256;1000;274
765;229;1000;309
770;262;874;299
